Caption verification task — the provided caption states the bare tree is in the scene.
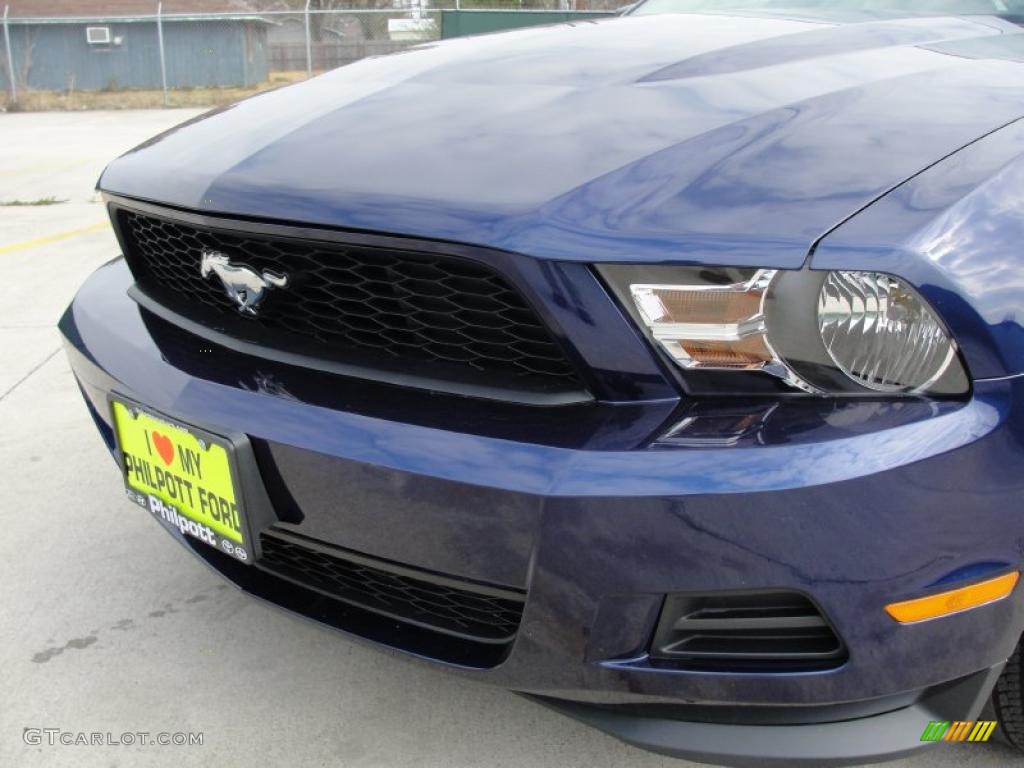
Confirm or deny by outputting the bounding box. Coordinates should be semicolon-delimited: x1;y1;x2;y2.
309;0;397;41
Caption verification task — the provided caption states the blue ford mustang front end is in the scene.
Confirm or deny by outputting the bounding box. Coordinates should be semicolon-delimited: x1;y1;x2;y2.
60;2;1024;764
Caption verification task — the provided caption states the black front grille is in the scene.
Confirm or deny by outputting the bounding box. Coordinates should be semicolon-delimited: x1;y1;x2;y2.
257;530;526;645
117;208;582;395
651;591;846;671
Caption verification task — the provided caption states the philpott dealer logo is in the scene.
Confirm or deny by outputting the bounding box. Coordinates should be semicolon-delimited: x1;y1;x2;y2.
920;720;997;743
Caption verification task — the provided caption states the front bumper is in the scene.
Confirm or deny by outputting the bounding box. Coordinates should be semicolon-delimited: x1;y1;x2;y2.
63;258;1024;765
536;663;1004;767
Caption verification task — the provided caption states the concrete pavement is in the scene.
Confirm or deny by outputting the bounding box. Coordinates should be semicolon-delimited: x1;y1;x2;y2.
0;109;1017;768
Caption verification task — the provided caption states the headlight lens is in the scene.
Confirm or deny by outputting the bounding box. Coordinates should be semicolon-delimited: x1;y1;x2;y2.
598;265;968;397
818;271;958;393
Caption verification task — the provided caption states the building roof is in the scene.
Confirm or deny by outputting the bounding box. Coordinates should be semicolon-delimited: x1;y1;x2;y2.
3;0;259;18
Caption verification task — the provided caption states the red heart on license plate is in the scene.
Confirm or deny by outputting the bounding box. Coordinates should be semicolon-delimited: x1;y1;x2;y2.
152;431;175;467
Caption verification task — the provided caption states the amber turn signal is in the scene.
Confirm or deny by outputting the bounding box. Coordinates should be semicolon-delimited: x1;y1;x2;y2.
885;571;1019;624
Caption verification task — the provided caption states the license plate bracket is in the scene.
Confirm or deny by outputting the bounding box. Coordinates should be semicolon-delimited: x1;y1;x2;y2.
108;395;267;564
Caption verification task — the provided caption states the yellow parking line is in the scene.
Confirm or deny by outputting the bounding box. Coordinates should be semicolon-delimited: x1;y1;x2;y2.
0;221;110;255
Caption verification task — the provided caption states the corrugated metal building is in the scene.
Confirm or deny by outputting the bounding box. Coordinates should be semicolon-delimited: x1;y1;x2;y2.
0;0;268;91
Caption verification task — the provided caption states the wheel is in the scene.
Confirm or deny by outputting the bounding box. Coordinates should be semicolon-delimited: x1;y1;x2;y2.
992;642;1024;752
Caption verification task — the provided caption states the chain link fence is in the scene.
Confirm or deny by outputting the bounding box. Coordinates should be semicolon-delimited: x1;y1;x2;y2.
0;2;623;110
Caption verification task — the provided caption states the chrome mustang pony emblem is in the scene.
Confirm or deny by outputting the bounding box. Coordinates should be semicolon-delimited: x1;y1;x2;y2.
200;251;288;316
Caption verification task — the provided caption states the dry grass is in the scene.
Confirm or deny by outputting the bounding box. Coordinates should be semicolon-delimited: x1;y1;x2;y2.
0;196;69;206
3;71;311;112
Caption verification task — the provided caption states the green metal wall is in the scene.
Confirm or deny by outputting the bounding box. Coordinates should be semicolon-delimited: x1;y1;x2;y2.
440;10;615;39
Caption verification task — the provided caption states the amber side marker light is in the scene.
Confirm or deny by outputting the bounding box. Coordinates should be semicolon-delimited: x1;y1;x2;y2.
885;571;1020;624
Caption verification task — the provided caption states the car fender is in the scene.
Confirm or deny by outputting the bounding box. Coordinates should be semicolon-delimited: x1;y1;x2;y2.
812;118;1024;380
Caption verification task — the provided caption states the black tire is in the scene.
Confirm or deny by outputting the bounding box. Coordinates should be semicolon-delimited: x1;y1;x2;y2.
993;643;1024;752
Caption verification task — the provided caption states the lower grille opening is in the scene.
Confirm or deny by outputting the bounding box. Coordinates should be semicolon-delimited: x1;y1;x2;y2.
253;529;525;664
650;591;846;672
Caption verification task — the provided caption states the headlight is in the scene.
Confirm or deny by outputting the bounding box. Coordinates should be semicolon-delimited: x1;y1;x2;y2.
598;265;969;396
817;271;959;393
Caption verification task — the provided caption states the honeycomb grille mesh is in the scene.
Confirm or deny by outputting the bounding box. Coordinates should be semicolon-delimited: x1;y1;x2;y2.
118;210;581;389
257;531;525;643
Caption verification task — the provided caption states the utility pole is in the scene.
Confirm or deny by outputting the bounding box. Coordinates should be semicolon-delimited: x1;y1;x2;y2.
3;5;17;105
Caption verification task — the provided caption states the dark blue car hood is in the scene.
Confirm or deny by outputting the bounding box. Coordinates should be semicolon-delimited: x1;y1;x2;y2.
100;12;1024;267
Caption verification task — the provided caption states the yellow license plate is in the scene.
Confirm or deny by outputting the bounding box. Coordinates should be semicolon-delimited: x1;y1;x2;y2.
110;398;251;563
